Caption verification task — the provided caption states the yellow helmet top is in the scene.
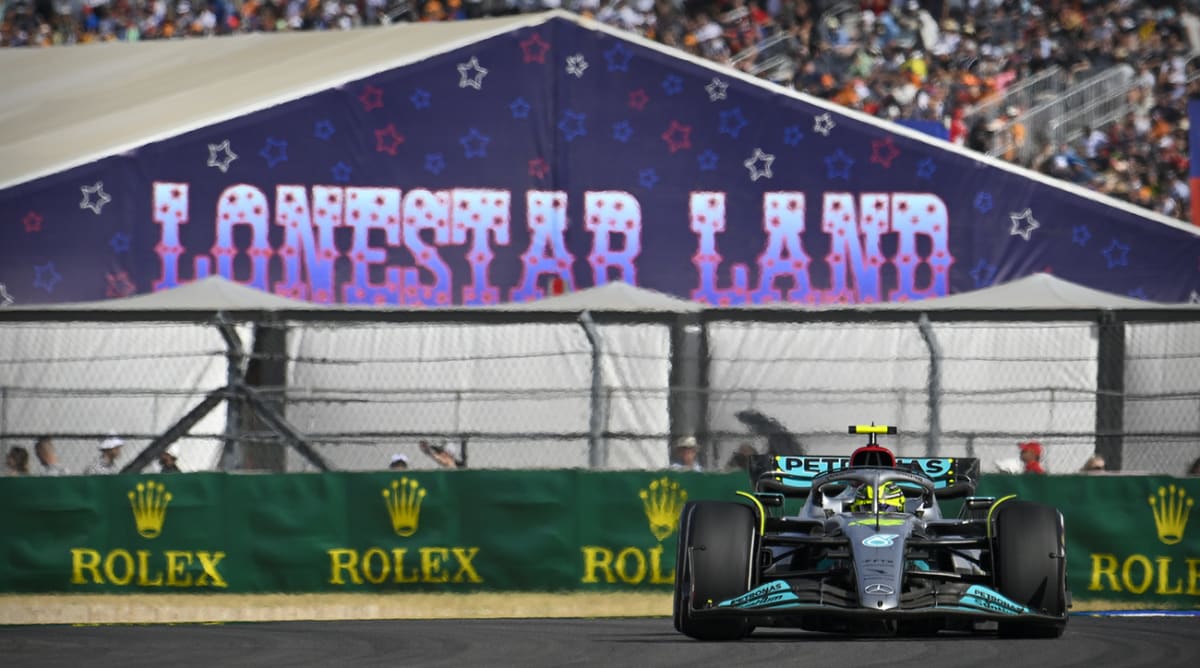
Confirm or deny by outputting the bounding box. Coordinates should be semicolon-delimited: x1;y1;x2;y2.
850;481;905;513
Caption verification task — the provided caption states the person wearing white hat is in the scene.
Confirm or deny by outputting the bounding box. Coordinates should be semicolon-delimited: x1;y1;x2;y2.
84;434;124;475
670;436;703;472
388;453;410;470
158;444;183;473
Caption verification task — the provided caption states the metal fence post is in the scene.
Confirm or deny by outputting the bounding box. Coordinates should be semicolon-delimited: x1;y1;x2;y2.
579;311;605;468
917;313;942;458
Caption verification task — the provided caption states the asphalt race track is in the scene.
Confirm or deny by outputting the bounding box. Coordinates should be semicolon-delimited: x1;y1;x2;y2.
2;614;1198;667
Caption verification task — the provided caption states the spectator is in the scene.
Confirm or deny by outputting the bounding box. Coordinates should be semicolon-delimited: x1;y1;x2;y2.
388;453;410;470
1018;440;1047;475
84;435;124;475
1080;454;1106;473
670;435;702;472
158;444;182;473
5;446;30;475
33;435;66;476
420;438;463;469
725;442;758;472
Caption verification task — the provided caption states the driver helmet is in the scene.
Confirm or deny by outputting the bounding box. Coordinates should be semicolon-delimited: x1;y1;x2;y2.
850;481;905;513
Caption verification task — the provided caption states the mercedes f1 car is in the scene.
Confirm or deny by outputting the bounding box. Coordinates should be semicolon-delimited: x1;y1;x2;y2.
674;425;1069;639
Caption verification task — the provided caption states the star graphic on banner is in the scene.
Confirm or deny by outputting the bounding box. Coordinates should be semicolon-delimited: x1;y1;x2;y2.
565;53;588;77
22;211;43;233
698;149;719;171
639;168;659;189
509;97;531;119
744;148;775;181
662;74;683;96
206;139;238;173
718;107;748;138
969;259;997;288
425;153;446;175
259;138;288;168
557;110;587;142
813;113;835;136
783;125;805;147
529;157;550;179
604;43;633;72
916;158;937;180
1072;224;1091;246
1101;238;1130;268
410;89;432;110
359;85;384;111
457;56;488;89
314;120;336;140
519;32;550;63
825;148;854;180
628;88;649;111
331;161;353;183
109;232;131;254
974;191;993;213
80;181;111;214
375;124;405;155
1188;290;1200;304
1008;208;1040;241
661;120;692;153
459;128;490;158
1127;287;1148;300
105;271;136;299
33;261;61;293
705;77;728;101
0;283;12;306
612;120;633;143
869;137;900;168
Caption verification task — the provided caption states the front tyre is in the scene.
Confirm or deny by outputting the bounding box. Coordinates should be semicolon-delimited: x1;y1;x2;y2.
992;499;1068;638
675;501;757;641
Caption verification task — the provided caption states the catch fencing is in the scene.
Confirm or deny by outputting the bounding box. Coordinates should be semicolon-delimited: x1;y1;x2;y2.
1;305;1199;476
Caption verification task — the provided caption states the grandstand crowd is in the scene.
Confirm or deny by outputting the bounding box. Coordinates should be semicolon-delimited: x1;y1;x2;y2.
3;0;1199;222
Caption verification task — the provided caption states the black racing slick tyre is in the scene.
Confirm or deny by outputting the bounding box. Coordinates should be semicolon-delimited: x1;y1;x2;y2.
672;502;697;633
675;501;757;641
992;499;1068;638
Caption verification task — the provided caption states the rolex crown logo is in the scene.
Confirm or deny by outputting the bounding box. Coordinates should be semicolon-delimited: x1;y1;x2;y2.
1148;484;1193;546
383;477;426;537
128;481;172;539
640;477;687;542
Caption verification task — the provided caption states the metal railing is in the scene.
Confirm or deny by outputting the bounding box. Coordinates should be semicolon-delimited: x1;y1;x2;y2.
990;65;1135;165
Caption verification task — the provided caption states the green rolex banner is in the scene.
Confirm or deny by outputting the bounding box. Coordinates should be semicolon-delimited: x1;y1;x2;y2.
0;472;1196;605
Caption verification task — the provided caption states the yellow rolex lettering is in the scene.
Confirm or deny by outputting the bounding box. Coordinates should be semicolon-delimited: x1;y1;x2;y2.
104;549;135;586
581;547;615;583
71;548;103;584
1187;559;1200;595
1089;553;1120;591
615;547;647;584
1155;557;1183;595
648;545;674;584
165;551;194;587
328;549;361;585
136;550;164;587
1121;554;1153;594
391;548;420;583
451;547;482;583
193;551;227;588
421;547;451;583
362;548;390;585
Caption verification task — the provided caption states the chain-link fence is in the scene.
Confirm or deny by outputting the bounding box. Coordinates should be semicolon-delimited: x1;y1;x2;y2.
2;308;1199;476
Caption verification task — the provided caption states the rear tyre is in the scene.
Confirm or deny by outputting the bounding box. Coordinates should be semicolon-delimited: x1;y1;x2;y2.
992;500;1068;638
675;501;757;641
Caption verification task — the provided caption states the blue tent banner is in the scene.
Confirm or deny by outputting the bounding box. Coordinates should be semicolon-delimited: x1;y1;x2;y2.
3;14;1199;306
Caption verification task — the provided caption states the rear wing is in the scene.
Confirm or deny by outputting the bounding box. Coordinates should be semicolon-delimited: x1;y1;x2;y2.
748;454;979;499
